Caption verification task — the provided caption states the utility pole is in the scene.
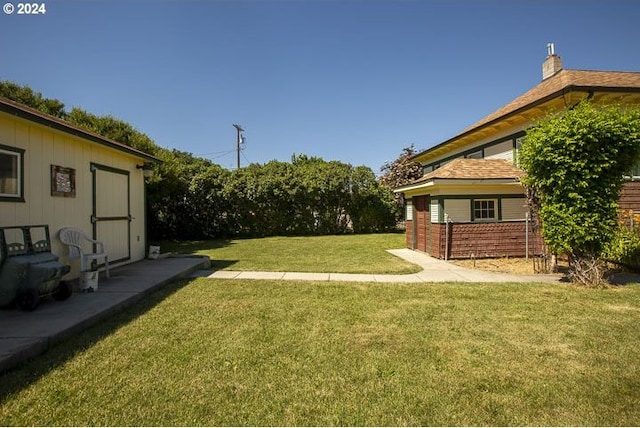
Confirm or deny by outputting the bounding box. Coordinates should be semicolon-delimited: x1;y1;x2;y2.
233;124;245;169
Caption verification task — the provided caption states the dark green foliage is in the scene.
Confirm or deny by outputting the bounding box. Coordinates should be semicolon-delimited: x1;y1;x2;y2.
520;101;640;283
603;210;640;271
220;157;398;237
1;80;398;240
0;80;67;118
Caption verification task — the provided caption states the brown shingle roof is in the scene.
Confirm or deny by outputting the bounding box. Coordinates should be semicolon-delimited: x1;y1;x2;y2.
460;69;640;134
418;158;523;182
412;68;640;161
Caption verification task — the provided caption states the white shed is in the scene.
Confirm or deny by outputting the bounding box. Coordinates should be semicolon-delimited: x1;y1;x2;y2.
0;97;158;279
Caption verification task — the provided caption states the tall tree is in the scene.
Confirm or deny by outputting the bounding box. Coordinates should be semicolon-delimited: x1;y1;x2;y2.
519;101;640;285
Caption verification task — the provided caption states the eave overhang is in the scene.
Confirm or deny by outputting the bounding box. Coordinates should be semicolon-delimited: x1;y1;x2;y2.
0;97;160;163
412;84;640;165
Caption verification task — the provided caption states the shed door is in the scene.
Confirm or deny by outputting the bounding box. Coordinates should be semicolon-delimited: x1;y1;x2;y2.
414;195;430;253
91;163;131;266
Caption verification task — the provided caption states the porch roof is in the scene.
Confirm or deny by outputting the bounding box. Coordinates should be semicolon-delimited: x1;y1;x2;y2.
394;159;523;193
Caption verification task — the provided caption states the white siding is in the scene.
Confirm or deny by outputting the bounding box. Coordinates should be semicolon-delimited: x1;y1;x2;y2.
485;140;514;161
444;199;471;222
430;200;439;223
502;198;527;220
405;200;413;221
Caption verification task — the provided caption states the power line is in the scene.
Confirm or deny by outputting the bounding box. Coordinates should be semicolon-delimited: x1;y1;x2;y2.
241;149;251;165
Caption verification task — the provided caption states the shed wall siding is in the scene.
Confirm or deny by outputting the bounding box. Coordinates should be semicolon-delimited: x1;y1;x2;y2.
620;182;640;211
445;222;542;259
444;199;471;222
501;198;527;221
0;112;147;277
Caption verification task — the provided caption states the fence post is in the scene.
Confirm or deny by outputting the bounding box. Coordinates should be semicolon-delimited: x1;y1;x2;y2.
445;214;451;261
525;211;529;260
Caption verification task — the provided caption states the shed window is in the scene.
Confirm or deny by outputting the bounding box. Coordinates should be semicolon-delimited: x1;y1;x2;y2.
473;199;496;221
0;146;23;200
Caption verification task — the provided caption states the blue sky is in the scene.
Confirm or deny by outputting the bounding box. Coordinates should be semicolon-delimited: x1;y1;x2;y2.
2;0;639;173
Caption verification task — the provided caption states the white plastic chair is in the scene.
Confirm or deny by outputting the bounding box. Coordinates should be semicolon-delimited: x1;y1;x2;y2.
58;227;110;278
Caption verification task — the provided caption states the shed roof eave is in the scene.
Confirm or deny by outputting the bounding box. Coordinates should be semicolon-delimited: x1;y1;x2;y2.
0;97;160;163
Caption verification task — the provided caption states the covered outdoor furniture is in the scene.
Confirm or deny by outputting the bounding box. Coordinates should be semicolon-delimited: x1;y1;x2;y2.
0;225;72;311
58;227;110;278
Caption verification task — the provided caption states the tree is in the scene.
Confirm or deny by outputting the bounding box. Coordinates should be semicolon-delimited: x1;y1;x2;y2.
519;101;640;286
378;144;423;220
0;80;67;118
350;166;397;233
379;144;423;189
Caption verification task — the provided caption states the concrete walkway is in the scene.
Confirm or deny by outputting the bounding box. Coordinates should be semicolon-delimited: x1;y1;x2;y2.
0;255;209;374
197;249;564;284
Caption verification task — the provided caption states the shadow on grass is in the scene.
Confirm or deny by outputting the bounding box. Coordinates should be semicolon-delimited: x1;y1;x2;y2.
158;238;235;254
0;267;229;404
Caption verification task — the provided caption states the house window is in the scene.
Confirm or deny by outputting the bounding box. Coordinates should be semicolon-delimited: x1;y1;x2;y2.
0;146;24;201
473;199;497;221
465;150;483;159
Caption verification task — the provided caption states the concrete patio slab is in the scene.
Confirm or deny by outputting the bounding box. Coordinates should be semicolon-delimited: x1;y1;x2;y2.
0;255;209;374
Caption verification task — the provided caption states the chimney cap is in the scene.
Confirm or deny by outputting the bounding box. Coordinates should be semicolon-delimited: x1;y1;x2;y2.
547;42;555;57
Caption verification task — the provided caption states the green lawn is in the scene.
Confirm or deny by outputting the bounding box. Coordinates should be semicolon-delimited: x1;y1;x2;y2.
160;233;421;274
1;279;640;426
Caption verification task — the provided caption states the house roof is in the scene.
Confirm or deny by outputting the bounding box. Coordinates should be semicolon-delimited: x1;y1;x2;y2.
0;96;159;163
461;69;640;134
412;68;640;163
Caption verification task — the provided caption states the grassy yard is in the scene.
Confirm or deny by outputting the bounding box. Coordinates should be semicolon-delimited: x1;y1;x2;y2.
1;279;640;426
160;233;421;274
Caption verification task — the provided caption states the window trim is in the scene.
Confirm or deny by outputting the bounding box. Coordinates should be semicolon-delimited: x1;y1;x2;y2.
472;198;498;222
0;144;25;202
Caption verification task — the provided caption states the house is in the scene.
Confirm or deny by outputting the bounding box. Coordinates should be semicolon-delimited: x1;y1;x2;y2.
0;96;159;278
394;47;640;259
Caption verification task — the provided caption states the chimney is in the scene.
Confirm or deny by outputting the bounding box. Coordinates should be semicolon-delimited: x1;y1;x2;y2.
542;42;562;80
